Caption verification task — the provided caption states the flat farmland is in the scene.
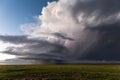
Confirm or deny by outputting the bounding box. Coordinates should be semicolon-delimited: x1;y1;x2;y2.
0;65;120;80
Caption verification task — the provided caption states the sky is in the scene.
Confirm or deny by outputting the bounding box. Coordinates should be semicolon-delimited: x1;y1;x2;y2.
1;0;120;64
0;0;57;35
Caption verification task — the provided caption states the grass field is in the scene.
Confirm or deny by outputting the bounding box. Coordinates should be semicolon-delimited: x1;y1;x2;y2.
0;65;120;80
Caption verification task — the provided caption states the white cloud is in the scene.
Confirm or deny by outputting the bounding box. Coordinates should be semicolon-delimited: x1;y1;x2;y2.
0;53;16;61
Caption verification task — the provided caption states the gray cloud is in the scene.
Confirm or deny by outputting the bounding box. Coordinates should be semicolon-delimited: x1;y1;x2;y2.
52;33;74;41
1;0;120;64
0;34;69;64
81;22;120;61
0;35;42;44
72;0;120;17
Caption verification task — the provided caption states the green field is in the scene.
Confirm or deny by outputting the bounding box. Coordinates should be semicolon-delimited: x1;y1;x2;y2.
0;65;120;80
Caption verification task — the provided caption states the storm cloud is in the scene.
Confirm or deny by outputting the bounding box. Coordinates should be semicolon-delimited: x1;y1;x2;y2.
1;0;120;64
0;34;69;64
